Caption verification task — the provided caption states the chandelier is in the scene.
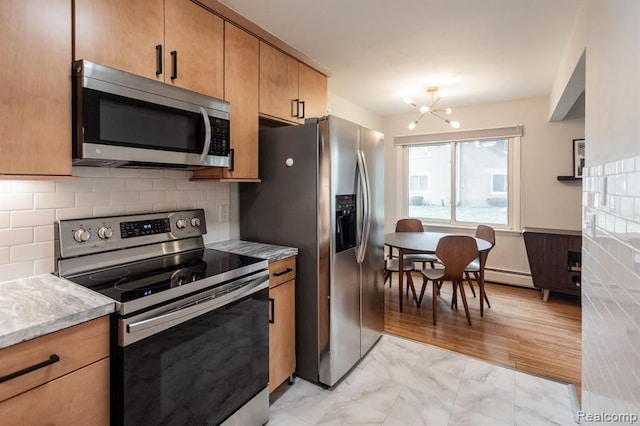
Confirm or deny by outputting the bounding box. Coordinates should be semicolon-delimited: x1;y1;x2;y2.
404;86;460;130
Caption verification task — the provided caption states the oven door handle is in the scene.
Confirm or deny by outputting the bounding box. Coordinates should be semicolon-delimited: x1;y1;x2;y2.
122;273;268;346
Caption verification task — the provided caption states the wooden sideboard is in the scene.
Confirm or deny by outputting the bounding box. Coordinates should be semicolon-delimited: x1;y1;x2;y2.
523;228;582;301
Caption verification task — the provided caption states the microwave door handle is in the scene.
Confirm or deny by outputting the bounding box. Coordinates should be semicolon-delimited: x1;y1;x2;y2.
199;107;212;162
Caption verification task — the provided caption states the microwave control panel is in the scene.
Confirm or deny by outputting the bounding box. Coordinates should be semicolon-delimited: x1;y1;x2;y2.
209;118;230;156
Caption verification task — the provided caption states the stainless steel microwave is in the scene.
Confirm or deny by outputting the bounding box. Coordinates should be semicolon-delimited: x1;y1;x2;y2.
72;60;230;170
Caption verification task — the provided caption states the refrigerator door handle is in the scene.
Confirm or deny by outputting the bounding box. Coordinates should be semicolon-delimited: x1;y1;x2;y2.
360;150;372;262
356;150;370;264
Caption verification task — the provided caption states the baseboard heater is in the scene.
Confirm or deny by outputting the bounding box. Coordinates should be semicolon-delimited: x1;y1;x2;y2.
483;267;534;288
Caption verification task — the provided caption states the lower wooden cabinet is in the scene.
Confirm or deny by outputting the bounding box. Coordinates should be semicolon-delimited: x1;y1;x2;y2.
268;256;296;393
0;358;110;425
0;316;110;425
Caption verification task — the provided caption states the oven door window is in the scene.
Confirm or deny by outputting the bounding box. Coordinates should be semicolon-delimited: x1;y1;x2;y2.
112;288;268;426
83;88;216;155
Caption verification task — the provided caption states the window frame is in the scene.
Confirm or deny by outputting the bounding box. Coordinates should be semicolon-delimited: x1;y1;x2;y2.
399;131;521;231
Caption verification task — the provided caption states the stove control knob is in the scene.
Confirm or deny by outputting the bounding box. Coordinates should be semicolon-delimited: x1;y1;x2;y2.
73;228;91;243
97;226;113;240
176;219;187;229
190;217;201;227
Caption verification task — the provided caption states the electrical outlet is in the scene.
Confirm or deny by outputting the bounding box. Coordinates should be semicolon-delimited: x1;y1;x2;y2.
220;205;230;222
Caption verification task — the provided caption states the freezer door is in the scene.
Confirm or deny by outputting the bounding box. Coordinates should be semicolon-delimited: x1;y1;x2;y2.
359;126;385;355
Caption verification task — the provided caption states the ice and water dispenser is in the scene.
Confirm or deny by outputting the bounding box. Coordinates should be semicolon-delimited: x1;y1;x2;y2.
335;195;357;253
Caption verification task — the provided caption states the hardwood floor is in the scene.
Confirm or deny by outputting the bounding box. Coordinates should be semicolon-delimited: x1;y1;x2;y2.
383;272;582;397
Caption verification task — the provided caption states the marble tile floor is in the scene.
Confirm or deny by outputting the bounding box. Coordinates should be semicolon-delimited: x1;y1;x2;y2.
268;334;576;426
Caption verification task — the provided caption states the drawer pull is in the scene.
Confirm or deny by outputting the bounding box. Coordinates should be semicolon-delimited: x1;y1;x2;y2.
273;268;293;277
0;354;60;384
269;298;275;324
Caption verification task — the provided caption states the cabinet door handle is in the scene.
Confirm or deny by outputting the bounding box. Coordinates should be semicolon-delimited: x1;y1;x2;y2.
291;99;300;118
0;354;60;384
170;50;178;80
299;100;306;119
228;148;235;172
155;45;163;76
269;297;275;324
273;267;293;277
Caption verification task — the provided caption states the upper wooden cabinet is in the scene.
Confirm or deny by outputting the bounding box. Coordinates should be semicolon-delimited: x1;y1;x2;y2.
74;0;224;99
192;23;259;181
298;63;328;122
259;42;327;124
0;0;72;176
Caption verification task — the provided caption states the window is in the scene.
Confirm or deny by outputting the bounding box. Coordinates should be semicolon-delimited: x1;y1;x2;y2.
406;138;511;226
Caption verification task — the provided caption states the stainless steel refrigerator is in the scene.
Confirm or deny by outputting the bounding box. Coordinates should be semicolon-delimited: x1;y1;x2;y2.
239;115;384;386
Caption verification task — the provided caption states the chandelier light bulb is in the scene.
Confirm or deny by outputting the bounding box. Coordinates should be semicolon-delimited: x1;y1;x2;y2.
408;121;417;130
403;96;414;105
419;106;429;114
450;120;461;129
445;108;452;115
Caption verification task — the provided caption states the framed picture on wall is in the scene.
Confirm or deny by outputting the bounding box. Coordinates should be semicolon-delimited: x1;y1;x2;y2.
573;138;585;178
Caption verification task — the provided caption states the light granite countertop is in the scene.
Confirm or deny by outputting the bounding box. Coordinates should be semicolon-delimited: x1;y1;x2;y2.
206;240;298;263
0;274;115;350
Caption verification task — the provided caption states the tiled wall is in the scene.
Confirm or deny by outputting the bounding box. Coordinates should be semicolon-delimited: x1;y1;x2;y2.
0;167;231;282
582;157;640;413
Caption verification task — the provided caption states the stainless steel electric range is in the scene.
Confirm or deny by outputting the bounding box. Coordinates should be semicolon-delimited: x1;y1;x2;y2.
55;209;269;426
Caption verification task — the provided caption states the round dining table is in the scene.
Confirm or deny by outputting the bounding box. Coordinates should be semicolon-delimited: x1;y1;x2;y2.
384;232;492;314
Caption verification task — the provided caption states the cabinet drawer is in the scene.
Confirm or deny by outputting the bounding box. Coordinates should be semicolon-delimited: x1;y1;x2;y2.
0;358;110;426
269;256;296;288
0;316;109;403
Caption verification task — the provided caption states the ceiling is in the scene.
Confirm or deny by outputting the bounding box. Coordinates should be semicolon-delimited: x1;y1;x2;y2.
218;0;583;118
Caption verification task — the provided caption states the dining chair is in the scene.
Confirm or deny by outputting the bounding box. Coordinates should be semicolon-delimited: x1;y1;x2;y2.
464;225;495;314
394;218;438;268
418;235;479;325
384;257;419;303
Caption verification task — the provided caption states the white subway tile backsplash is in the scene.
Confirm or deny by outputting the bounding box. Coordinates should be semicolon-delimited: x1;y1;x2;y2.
76;192;110;207
93;178;126;192
125;204;154;214
0;228;33;247
10;209;55;228
109;168;141;178
584;154;640;414
0;212;9;229
110;191;140;206
125;179;153;191
34;225;54;243
34;257;55;275
0;169;230;279
93;206;127;217
0;261;33;281
152;202;178;212
0;248;9;265
34;192;75;209
0;193;33;211
153;179;178;191
164;170;190;179
164;191;187;202
11;242;54;262
140;191;165;204
138;169;165;178
9;181;56;193
55;207;95;221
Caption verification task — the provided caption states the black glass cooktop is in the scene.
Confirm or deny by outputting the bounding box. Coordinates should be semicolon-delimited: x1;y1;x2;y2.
67;249;264;305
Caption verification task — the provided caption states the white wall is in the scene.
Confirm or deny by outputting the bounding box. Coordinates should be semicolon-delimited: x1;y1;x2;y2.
580;0;640;415
327;91;383;132
382;96;585;281
0;167;232;281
